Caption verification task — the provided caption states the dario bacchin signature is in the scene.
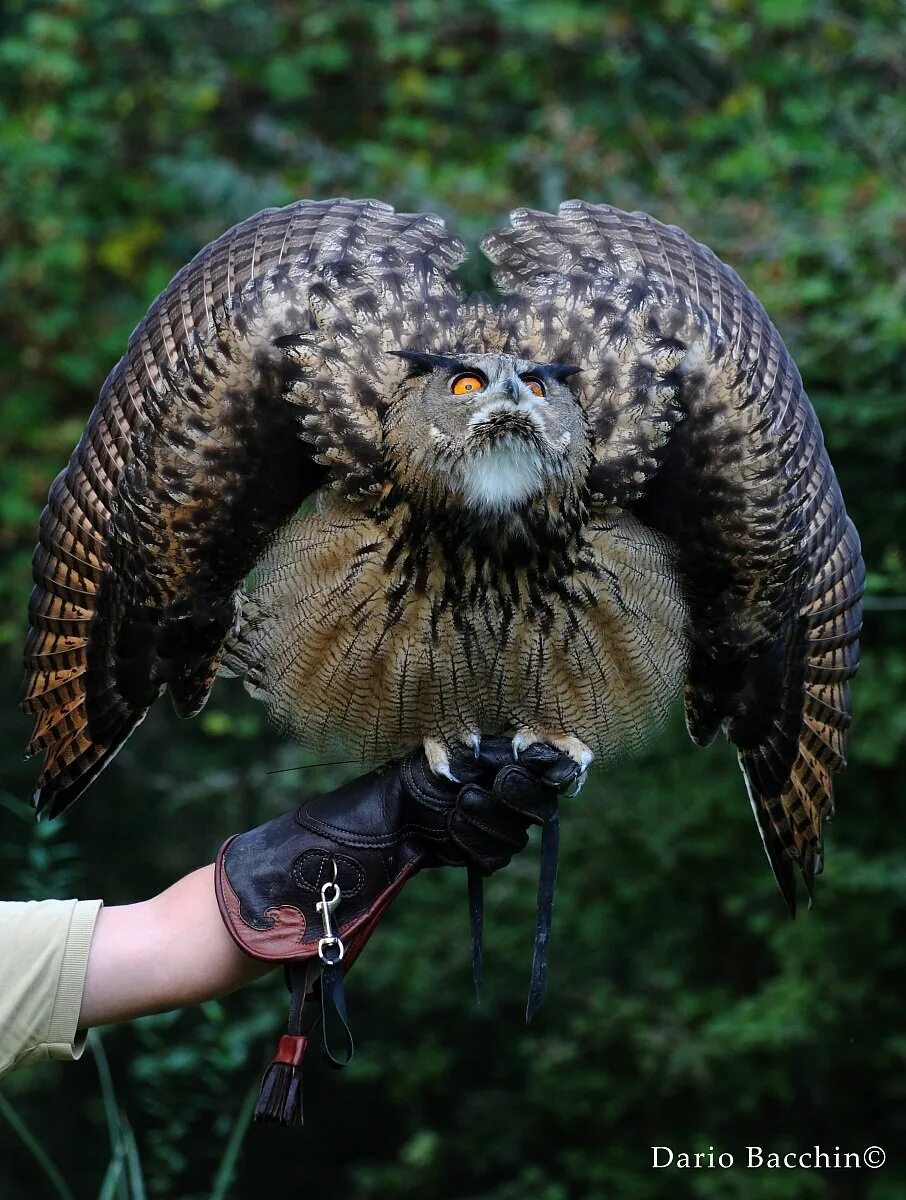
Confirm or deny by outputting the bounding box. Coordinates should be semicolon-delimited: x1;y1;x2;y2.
651;1146;886;1170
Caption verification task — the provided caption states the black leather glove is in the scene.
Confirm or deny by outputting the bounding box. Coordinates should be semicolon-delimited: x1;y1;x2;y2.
214;737;571;1125
216;737;562;963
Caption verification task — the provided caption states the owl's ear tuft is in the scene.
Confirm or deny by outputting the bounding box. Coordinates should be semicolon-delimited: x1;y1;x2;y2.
543;362;583;382
389;349;465;377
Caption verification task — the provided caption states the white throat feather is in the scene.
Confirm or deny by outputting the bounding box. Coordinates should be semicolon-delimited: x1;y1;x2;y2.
457;440;545;514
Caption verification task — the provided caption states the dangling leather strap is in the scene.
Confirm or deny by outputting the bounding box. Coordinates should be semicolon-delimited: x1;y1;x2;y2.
467;862;484;1004
525;802;560;1023
318;959;355;1070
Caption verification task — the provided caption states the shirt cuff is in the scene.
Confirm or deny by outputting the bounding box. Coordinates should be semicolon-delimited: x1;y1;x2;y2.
45;898;103;1061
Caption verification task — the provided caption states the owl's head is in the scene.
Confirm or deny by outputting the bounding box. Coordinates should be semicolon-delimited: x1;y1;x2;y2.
384;350;591;517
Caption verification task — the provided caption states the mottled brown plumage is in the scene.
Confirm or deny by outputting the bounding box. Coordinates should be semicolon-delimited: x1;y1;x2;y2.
228;501;688;770
23;198;863;913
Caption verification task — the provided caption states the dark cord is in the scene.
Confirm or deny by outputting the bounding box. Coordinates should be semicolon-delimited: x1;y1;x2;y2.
525;802;560;1023
467;862;484;1004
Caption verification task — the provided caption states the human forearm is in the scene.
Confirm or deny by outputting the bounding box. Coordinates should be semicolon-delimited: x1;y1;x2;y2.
78;865;273;1029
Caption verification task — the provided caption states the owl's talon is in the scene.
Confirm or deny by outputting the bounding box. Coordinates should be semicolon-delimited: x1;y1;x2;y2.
511;729;539;760
468;730;482;758
423;738;460;783
565;768;589;797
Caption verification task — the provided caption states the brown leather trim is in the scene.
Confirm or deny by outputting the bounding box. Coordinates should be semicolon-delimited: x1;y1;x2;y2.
215;841;308;960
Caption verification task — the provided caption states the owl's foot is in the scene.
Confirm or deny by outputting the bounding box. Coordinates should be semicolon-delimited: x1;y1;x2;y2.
423;731;482;783
512;729;593;794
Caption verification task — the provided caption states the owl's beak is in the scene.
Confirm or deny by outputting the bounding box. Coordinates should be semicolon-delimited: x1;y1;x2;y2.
501;377;520;404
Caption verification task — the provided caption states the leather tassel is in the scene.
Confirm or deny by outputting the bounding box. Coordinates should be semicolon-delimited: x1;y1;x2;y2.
254;1034;308;1126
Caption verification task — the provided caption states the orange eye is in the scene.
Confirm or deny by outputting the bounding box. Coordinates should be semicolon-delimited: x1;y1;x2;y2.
523;376;546;398
450;372;486;396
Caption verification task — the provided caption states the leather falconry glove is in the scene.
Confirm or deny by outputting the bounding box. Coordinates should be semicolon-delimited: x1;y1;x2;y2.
215;736;577;1126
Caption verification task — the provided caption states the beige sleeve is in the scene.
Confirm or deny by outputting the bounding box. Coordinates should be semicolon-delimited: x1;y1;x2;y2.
0;898;103;1077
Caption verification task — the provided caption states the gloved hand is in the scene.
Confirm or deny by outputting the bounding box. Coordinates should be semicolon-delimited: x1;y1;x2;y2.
215;737;572;1125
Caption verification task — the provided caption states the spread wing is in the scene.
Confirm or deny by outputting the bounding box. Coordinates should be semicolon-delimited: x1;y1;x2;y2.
23;198;465;817
483;200;864;911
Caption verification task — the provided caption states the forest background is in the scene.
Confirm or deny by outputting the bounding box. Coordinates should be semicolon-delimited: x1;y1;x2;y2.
1;1;903;1197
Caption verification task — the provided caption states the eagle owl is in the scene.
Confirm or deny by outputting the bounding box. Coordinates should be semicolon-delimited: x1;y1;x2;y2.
22;199;864;912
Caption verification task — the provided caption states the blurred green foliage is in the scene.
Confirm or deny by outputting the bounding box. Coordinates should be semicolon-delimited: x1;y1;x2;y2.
1;1;904;1197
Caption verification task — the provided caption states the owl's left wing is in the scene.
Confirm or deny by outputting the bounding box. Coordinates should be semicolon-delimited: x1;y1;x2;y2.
483;201;864;912
23;198;465;817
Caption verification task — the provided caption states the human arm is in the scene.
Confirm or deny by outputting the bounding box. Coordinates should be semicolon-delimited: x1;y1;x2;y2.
78;864;274;1030
0;869;272;1080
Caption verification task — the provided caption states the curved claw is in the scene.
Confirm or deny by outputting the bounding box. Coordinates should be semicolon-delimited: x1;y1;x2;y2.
563;768;588;797
423;738;460;783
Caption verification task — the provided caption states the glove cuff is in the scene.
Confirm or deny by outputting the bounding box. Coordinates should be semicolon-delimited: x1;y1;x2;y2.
215;832;420;965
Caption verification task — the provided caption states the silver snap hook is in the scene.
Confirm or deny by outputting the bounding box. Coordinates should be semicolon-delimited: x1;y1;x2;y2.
316;866;345;964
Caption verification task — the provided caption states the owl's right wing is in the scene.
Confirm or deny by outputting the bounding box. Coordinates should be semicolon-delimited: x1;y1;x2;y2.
483;201;864;912
23;198;465;817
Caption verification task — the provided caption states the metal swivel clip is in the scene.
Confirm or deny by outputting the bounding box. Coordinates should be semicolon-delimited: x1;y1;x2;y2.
316;860;345;965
